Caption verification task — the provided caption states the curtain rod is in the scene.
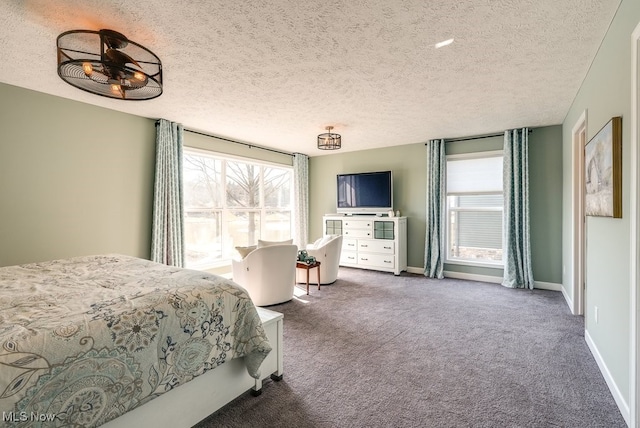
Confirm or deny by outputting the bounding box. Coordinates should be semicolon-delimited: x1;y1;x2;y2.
425;129;533;144
184;129;293;157
445;133;503;143
155;121;293;157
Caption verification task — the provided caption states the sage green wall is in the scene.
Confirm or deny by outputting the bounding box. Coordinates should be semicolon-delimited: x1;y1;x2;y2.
562;0;638;408
0;82;156;266
528;126;563;285
309;144;426;269
309;126;563;285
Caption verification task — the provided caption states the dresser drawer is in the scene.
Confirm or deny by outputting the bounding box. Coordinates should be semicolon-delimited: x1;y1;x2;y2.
341;251;358;264
357;253;395;268
344;229;372;239
342;238;358;251
358;240;394;254
343;220;372;229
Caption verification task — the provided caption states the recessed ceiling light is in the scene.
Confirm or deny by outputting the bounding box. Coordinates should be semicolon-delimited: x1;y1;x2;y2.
435;38;454;49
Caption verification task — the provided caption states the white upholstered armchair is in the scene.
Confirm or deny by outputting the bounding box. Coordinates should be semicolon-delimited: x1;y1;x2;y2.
232;244;298;306
296;235;343;285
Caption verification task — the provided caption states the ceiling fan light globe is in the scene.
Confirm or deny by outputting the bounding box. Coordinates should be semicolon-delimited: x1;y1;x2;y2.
82;62;93;76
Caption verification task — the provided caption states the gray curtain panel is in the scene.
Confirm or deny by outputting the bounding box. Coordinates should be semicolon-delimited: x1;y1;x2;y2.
424;139;445;279
151;119;185;267
502;128;534;289
293;153;309;249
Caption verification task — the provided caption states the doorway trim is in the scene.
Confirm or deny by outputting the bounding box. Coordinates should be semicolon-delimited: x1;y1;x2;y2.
571;110;587;316
630;20;640;428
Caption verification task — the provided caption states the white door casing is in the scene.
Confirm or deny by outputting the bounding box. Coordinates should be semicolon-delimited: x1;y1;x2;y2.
630;19;640;428
571;110;587;316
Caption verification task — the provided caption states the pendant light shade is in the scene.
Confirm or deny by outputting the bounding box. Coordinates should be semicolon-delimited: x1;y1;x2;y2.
317;126;341;150
57;29;163;100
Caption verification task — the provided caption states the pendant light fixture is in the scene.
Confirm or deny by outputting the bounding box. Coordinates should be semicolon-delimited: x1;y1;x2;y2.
57;29;162;100
317;126;342;150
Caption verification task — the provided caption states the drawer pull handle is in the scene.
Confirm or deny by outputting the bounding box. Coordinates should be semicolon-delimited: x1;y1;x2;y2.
384;260;392;263
361;244;368;248
384;246;391;249
361;258;368;261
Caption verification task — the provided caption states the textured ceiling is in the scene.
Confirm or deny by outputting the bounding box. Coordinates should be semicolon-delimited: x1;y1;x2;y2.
0;0;621;156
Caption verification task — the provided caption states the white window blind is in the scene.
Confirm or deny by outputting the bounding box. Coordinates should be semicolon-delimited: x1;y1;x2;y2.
445;152;504;266
446;155;503;194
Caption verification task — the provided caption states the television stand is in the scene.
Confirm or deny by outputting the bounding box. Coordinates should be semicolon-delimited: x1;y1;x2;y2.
339;212;383;216
323;215;407;275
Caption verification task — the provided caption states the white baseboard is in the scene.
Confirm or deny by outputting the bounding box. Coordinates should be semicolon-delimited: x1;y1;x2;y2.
444;270;502;284
442;271;563;292
533;281;562;291
406;267;501;281
585;330;630;426
560;285;574;313
411;268;563;293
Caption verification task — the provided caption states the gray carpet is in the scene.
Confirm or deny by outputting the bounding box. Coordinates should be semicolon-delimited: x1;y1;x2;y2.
194;268;626;428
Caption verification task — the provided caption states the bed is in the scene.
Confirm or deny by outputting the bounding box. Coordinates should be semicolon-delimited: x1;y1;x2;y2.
0;254;283;427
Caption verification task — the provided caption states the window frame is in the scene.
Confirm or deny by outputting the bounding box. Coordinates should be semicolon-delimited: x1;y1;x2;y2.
183;147;294;270
445;150;505;268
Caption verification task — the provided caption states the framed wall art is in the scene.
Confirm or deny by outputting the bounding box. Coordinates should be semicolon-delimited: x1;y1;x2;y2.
584;116;622;218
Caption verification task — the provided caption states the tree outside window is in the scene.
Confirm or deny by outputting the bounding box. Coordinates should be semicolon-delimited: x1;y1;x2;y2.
183;151;293;268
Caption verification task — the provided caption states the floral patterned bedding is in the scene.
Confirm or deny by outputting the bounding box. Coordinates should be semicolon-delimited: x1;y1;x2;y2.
0;254;271;427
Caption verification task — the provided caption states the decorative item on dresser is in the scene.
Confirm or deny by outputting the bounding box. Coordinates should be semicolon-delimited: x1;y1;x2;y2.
323;214;407;275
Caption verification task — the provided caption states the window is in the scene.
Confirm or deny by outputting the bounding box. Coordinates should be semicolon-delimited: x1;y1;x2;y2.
445;152;503;266
183;149;293;269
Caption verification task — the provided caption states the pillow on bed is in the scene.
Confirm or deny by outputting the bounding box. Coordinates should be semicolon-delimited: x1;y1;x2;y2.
235;245;257;258
257;239;293;248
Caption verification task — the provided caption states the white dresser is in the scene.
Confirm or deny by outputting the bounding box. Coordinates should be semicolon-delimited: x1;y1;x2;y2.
323;214;407;275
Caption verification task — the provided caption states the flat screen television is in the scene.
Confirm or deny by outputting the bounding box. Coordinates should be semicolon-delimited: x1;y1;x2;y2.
336;171;393;214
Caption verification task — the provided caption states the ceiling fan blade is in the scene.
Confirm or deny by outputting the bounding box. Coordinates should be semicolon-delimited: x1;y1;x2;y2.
104;48;141;68
100;29;129;49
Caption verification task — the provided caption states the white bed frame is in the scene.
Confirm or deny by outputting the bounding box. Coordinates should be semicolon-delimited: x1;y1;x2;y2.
101;308;283;428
